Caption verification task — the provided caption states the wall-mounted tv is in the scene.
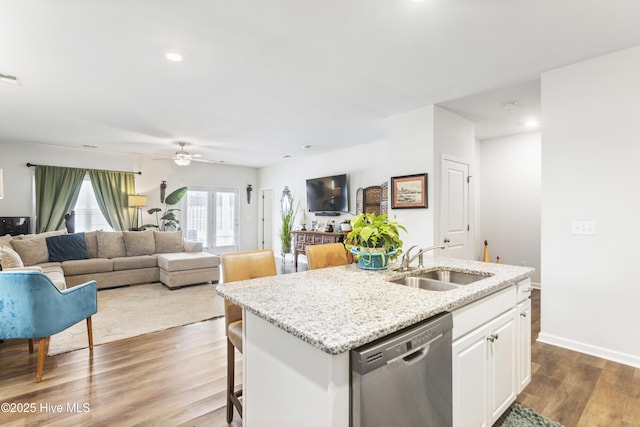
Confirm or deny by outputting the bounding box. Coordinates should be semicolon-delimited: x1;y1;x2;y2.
306;174;349;214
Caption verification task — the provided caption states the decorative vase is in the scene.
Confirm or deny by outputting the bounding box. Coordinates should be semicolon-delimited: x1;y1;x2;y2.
350;248;396;270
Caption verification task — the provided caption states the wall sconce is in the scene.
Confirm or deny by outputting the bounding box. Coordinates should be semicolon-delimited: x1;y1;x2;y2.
246;184;253;204
160;181;167;203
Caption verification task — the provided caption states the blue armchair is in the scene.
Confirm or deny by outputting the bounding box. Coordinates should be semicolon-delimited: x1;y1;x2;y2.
0;271;97;382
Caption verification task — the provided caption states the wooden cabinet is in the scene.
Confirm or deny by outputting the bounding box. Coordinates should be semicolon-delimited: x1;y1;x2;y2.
291;231;344;270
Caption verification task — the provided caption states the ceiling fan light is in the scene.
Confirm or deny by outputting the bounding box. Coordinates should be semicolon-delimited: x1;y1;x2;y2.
174;155;191;166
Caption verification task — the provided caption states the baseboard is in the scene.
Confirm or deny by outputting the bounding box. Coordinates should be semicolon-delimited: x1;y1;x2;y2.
531;281;541;290
537;332;640;369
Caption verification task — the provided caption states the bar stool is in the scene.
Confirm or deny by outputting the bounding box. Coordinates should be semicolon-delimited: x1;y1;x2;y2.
220;250;277;423
306;242;352;270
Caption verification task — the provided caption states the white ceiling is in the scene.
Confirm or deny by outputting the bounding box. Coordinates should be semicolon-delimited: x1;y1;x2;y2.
1;1;640;167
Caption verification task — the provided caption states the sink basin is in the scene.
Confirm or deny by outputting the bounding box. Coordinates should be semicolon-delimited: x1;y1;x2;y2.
390;276;459;292
389;269;491;292
418;270;489;285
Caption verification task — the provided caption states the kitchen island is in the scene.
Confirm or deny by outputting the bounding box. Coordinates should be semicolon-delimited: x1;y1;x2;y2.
217;257;534;426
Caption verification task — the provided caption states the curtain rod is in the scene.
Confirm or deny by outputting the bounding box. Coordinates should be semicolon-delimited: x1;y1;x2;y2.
26;162;142;175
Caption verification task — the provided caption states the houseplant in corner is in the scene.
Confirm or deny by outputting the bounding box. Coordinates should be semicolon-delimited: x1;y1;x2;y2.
143;186;188;231
279;187;298;255
345;212;406;270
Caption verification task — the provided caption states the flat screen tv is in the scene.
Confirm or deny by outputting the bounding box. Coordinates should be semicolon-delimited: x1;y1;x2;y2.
306;174;349;214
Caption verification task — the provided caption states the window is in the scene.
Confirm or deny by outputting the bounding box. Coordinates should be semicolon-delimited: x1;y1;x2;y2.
184;187;238;251
74;177;113;232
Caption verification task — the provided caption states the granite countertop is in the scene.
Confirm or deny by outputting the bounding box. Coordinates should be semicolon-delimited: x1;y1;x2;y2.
216;257;535;355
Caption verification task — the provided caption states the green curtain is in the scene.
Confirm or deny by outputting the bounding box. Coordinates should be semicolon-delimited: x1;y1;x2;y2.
88;169;137;231
35;166;87;233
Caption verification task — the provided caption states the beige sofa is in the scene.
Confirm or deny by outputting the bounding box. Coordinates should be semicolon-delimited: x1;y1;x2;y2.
0;229;220;290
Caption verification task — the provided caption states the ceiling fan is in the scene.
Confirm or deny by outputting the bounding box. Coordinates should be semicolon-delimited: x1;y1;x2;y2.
167;142;216;166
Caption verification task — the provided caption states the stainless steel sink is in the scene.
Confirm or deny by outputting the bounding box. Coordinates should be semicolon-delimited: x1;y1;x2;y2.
390;269;492;291
391;276;459;292
418;270;489;285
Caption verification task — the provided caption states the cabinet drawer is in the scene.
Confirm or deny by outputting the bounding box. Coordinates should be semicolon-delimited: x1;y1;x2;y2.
313;236;324;244
322;236;336;244
452;286;516;341
305;235;315;243
516;278;532;302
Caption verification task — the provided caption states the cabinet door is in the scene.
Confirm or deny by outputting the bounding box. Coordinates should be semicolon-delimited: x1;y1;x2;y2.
452;324;490;427
488;309;517;425
517;299;532;392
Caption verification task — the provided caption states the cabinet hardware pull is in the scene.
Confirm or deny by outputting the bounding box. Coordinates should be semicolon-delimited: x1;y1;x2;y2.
487;335;495;342
520;312;527;318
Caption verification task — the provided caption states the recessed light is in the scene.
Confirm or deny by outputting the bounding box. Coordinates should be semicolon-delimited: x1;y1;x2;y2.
0;73;20;85
165;52;183;62
525;120;539;128
283;155;292;158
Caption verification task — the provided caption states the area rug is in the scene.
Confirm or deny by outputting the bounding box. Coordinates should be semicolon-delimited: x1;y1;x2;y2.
496;403;564;427
48;282;225;355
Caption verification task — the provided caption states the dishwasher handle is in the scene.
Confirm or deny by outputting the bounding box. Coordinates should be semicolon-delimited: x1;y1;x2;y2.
393;332;444;366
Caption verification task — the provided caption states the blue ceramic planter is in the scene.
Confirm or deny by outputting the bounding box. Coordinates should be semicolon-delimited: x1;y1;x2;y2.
350;248;396;270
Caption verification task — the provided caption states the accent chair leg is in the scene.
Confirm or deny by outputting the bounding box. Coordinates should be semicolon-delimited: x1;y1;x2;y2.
28;339;34;353
226;339;235;423
36;337;48;383
86;317;94;351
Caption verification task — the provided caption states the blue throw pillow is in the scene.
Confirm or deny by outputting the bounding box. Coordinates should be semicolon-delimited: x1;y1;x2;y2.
46;232;89;262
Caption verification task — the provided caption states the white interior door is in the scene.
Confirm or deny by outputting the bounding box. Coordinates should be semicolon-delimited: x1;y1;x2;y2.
441;156;470;259
260;188;273;250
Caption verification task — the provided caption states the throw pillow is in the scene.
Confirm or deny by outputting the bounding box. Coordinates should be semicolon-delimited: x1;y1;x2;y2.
0;234;13;249
14;229;67;240
84;231;98;258
46;233;90;262
96;231;126;258
153;231;184;253
10;237;49;266
123;230;156;256
0;246;24;269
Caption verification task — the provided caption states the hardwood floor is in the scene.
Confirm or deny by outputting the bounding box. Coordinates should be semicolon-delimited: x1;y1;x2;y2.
1;286;638;426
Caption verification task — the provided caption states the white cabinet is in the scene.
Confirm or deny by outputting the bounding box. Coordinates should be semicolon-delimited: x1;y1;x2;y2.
452;279;532;427
452;307;516;427
516;280;532;392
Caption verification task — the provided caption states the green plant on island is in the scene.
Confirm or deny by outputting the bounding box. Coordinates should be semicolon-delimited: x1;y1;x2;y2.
345;212;407;263
142;186;187;231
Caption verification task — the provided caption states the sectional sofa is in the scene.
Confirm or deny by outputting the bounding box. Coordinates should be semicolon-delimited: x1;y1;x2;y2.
0;229;220;290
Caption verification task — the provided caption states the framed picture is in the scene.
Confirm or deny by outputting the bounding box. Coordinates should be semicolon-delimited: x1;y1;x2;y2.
315;221;326;232
391;173;428;209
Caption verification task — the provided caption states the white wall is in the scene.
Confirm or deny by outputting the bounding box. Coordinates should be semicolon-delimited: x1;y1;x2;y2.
386;106;435;250
540;45;640;368
0;141;259;252
259;140;390;255
477;132;541;283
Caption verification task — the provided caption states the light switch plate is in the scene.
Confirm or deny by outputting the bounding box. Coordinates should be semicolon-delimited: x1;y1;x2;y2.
571;220;596;235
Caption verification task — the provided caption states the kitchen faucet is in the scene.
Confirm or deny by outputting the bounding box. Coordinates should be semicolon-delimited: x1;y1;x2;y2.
401;240;450;271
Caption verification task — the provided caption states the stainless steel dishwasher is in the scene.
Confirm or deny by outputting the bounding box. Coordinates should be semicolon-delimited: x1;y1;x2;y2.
351;312;453;427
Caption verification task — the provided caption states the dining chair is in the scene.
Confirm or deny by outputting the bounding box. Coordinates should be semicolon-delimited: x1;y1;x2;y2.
306;242;352;270
220;249;277;423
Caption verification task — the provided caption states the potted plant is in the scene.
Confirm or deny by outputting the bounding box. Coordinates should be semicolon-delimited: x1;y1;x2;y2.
345;212;407;270
143;186;187;231
279;187;298;254
339;218;352;232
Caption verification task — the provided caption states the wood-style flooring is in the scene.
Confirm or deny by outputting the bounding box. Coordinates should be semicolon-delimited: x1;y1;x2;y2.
1;267;639;426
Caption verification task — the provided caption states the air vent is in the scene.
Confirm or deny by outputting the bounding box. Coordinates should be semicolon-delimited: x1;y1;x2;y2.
365;352;383;365
0;73;20;85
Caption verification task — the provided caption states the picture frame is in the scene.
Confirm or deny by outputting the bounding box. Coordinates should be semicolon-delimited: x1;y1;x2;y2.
391;173;428;209
315;221;326;232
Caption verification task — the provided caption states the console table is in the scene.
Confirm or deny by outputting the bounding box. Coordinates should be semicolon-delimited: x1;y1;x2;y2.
292;231;345;271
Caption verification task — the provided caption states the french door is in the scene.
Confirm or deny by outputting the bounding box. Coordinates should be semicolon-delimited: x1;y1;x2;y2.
184;187;238;253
